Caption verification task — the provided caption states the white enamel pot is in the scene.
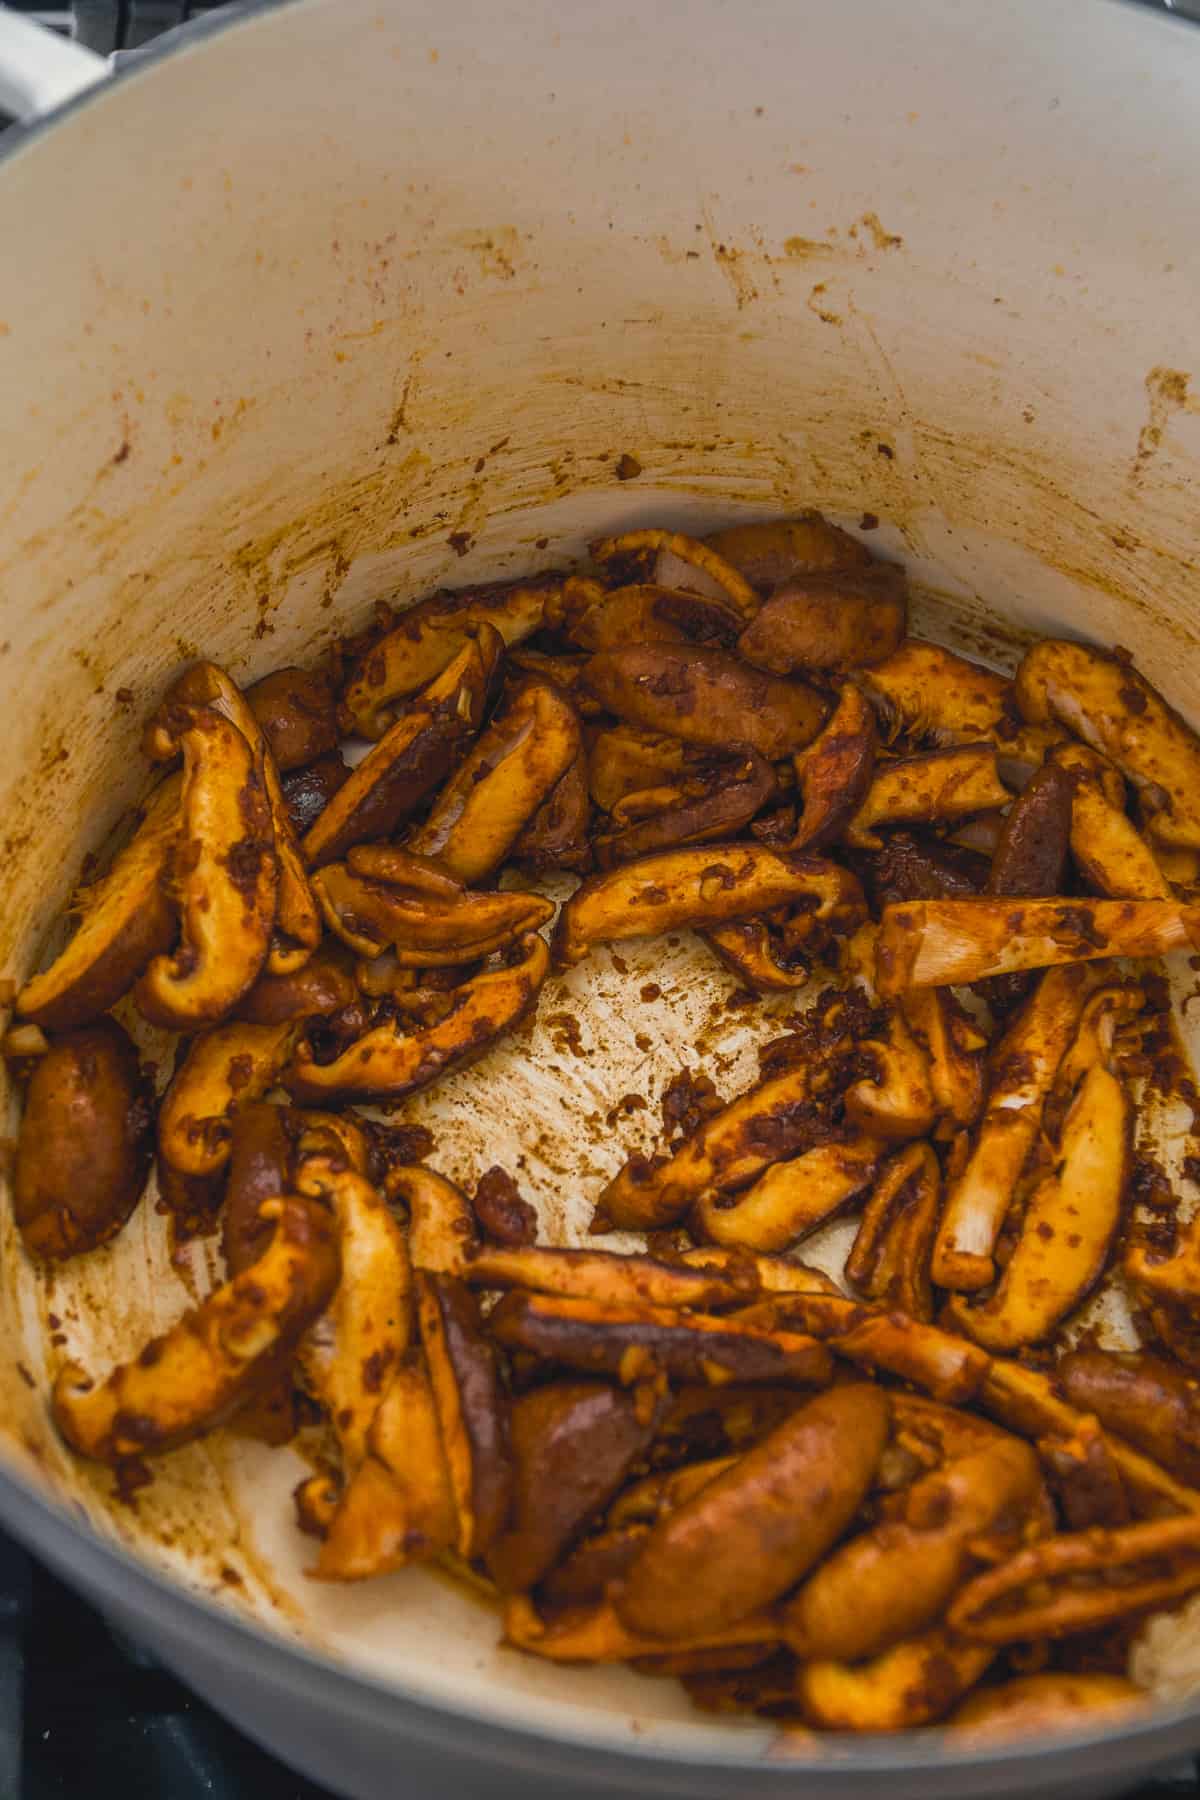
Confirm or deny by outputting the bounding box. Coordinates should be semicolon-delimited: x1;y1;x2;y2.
1;1;1200;1794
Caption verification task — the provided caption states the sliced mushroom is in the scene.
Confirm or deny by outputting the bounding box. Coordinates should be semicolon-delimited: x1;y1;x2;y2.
856;639;1061;782
158;1019;300;1180
844;746;1010;850
236;939;358;1023
502;1593;780;1663
486;1382;660;1592
675;1247;842;1298
16;774;180;1031
859;829;987;908
246;665;340;772
1052;743;1173;898
986;759;1073;897
704;512;872;591
221;1101;294;1276
135;705;278;1029
979;1359;1200;1519
1038;1412;1132;1531
312;1351;457;1580
152;661;321;974
784;1434;1041;1662
563;583;742;653
949;1515;1200;1643
488;1292;833;1388
304;629;501;868
790;684;877;850
609;1458;738;1530
508;649;602;714
587;725;694;813
406;679;581;882
583;645;825;759
931;964;1110;1291
945;1065;1131;1351
1058;1349;1200;1490
341;575;557;739
280;752;350;837
416;1271;514;1559
797;1629;994;1731
747;1293;990;1404
313;854;553;964
700;917;813;992
949;1674;1144;1740
736;565;907;676
590;529;759;621
615;1385;888;1640
876;896;1200;993
596;1038;844;1232
594;750;775;867
846;1141;942;1319
463;1244;754;1310
295;1155;412;1476
900;987;987;1131
285;931;549;1102
52;1193;338;1462
554;845;863;969
386;1165;479;1276
1016;638;1200;849
843;1004;936;1140
14;1020;153;1260
512;751;592;874
693;1133;886;1253
1126;1213;1200;1319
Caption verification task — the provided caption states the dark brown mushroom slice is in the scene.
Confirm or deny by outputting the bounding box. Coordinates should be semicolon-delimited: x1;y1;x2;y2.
594;750;776;867
246;666;341;772
582;645;826;760
736;564;907;676
280;752;350;837
987;759;1073;897
416;1271;514;1559
791;684;878;849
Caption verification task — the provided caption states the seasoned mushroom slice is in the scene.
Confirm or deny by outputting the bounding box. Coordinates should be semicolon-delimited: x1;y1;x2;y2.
736;564;907;676
341;574;557;739
583;645;826;759
16;774;180;1031
304;629;501;868
846;1141;942;1319
692;1133;886;1253
295;1155;412;1476
704;512;872;590
135;705;278;1029
280;753;350;837
512;751;592;874
1059;1350;1200;1490
701;918;813;992
406;679;581;882
844;746;1010;850
587;725;695;813
949;1515;1200;1643
52;1194;338;1462
285;932;549;1102
246;665;340;772
502;1594;780;1663
1053;743;1173;898
856;639;1061;782
487;1292;832;1388
900;987;987;1131
843;1005;936;1140
14;1021;153;1261
562;582;742;653
931;964;1109;1292
150;661;320;975
615;1385;888;1640
790;684;877;850
949;1674;1144;1740
875;896;1200;993
463;1244;753;1310
590;529;759;621
1016;638;1200;848
385;1165;479;1276
313;854;553;964
744;1293;990;1403
236;940;358;1023
486;1382;660;1593
784;1435;1042;1662
554;846;864;969
221;1102;294;1276
946;1065;1132;1351
594;750;775;867
986;759;1073;897
416;1271;514;1559
796;1630;994;1732
158;1020;301;1180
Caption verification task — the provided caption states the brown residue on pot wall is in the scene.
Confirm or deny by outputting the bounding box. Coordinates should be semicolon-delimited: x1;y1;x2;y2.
1133;368;1196;487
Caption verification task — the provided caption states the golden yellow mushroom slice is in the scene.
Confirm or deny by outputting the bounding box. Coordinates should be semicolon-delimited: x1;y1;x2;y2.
1016;637;1200;849
1052;742;1174;898
843;1005;936;1140
503;1593;781;1663
900;987;987;1131
135;705;278;1029
749;1292;990;1404
857;639;1060;780
462;1244;754;1311
844;746;1010;851
385;1165;478;1276
797;1629;995;1731
590;529;759;621
158;1019;301;1180
846;1141;942;1320
16;773;180;1031
313;854;553;964
948;1673;1144;1741
705;512;872;591
52;1194;339;1462
931;964;1110;1292
692;1133;885;1253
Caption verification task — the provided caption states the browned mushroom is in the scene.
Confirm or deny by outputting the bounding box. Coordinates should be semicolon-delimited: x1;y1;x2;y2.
582;645;826;759
280;752;350;837
135;705;278;1029
416;1271;514;1558
562;582;742;653
52;1194;339;1462
693;1133;886;1252
1058;1349;1200;1490
899;987;987;1131
512;751;592;874
405;679;581;882
313;853;553;964
463;1244;754;1310
386;1165;479;1276
796;1630;995;1731
593;751;776;867
245;665;340;771
704;512;872;591
16;774;180;1031
341;575;558;739
158;1019;301;1181
14;1021;153;1261
846;1141;942;1319
844;746;1010;850
502;1592;781;1663
235;939;358;1023
590;530;759;621
986;759;1073;896
736;564;907;676
1016;638;1200;849
1052;743;1173;898
856;639;1061;784
587;725;695;813
304;628;501;868
790;684;877;850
